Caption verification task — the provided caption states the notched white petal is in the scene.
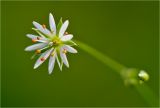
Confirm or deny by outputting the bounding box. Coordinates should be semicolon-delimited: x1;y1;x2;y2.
60;48;69;68
26;34;38;39
49;13;56;36
61;34;73;41
48;51;56;74
32;28;46;38
26;34;48;41
25;43;48;51
34;48;54;69
33;21;51;36
63;45;77;53
59;20;69;37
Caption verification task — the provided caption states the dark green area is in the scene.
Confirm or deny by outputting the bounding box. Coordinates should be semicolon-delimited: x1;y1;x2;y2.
1;1;159;107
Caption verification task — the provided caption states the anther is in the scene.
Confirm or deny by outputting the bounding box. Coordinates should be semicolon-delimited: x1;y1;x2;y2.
42;24;46;29
36;49;41;54
40;57;45;61
32;39;37;43
37;37;41;40
62;49;67;54
64;32;68;35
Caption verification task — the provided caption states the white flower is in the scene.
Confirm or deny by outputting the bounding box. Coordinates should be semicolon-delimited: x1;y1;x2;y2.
25;13;77;74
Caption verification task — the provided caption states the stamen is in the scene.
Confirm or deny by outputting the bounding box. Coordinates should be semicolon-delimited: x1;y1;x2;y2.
64;32;68;35
37;37;41;40
42;24;46;29
32;39;37;43
40;57;45;61
36;49;41;54
41;46;50;51
62;49;67;54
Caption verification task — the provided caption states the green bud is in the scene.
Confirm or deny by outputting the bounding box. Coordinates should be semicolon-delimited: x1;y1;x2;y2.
121;68;150;86
138;70;149;82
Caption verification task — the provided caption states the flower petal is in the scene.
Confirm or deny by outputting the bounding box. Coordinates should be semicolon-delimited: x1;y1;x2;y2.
60;47;69;67
59;20;69;38
32;28;46;38
26;34;48;41
49;13;56;36
25;43;48;51
35;40;48;43
26;34;39;39
61;34;73;41
48;50;56;74
34;48;53;69
63;45;77;53
63;40;77;46
33;21;51;36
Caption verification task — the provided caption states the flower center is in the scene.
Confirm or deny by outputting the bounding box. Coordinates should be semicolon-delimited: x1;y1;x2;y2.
52;36;62;47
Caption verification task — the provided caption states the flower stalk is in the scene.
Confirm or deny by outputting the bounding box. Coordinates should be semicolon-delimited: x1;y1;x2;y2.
75;40;158;106
24;13;158;106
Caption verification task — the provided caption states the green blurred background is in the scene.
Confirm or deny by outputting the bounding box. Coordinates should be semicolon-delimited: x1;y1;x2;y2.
1;1;159;107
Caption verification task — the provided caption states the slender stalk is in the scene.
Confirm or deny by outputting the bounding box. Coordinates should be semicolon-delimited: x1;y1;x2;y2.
75;40;158;106
75;40;127;72
135;84;159;106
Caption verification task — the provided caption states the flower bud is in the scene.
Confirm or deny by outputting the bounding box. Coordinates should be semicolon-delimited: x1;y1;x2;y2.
138;70;149;82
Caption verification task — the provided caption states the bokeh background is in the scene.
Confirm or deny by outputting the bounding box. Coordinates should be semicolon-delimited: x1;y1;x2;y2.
1;1;159;107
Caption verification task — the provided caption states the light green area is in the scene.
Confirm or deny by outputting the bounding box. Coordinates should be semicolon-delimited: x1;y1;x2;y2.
1;1;159;107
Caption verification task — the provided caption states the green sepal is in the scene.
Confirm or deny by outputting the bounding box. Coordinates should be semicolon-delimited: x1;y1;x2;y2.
57;17;63;35
30;53;37;59
63;40;77;46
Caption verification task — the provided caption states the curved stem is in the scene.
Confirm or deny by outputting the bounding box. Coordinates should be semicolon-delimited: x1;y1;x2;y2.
135;84;159;106
75;40;127;72
75;40;158;107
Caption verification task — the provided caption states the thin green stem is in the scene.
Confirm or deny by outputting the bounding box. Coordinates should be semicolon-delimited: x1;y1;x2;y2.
75;40;159;107
135;84;159;106
75;40;127;73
